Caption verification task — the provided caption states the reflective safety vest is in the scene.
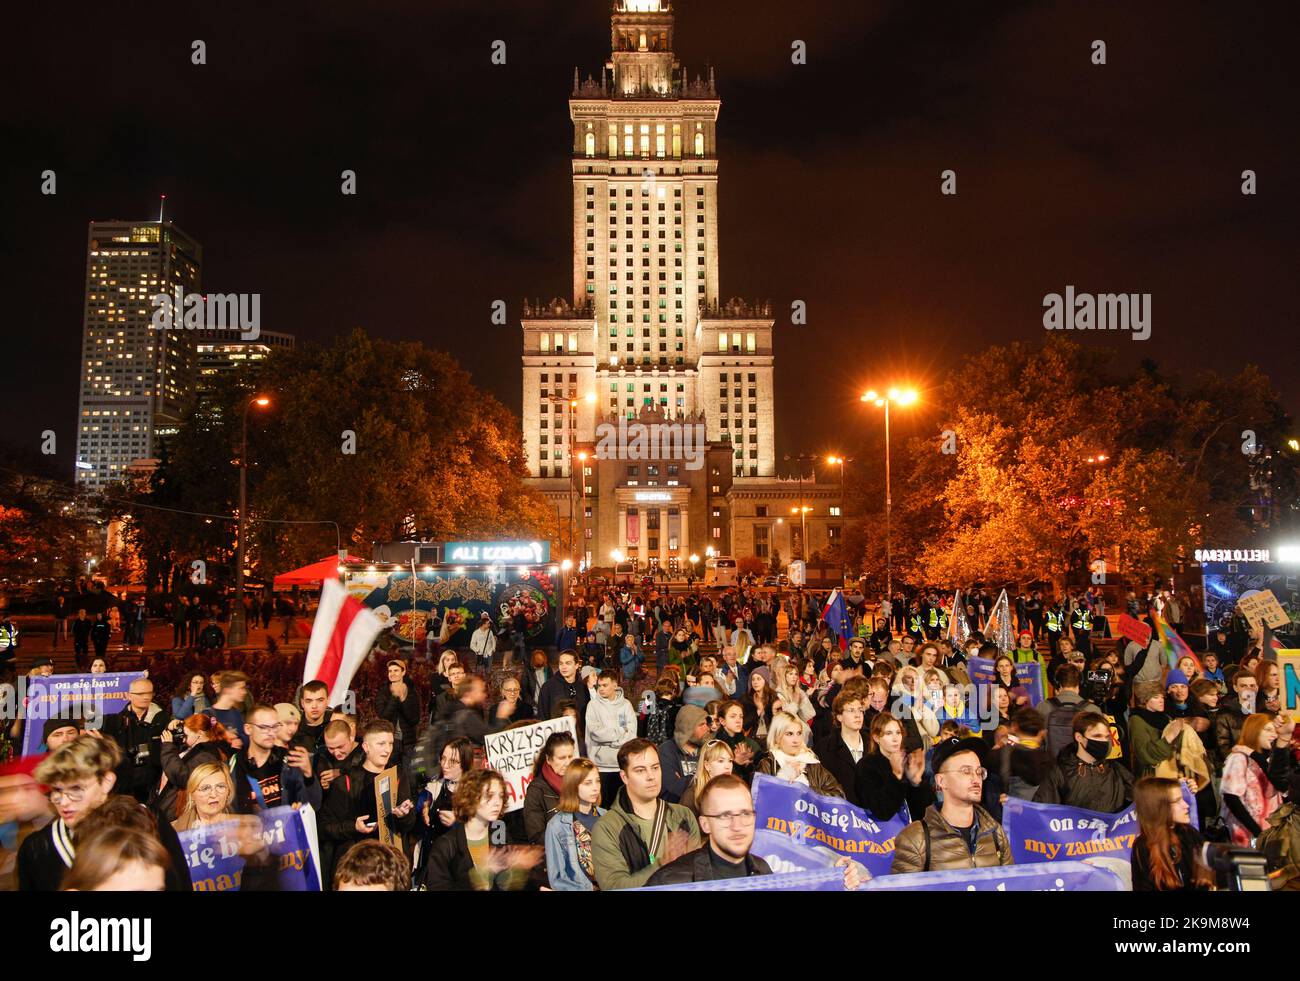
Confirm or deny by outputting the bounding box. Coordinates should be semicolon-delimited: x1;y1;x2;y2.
1045;610;1063;633
0;623;16;650
1071;607;1092;631
937;609;949;630
927;608;939;628
908;612;923;634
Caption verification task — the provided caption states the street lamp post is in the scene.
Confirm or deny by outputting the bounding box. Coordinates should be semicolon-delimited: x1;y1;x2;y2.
861;387;918;602
229;395;271;647
549;391;595;575
577;450;588;575
826;455;851;580
783;453;817;560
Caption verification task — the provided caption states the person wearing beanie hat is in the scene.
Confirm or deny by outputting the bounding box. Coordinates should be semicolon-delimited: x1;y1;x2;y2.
274;702;302;749
1164;669;1193;718
1130;680;1188;777
658;705;710;803
41;718;81;753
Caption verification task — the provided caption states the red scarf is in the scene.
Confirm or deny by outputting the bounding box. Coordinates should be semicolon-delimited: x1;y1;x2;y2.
542;762;564;794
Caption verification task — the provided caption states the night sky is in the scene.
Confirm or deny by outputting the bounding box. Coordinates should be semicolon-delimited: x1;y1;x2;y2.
5;0;1296;477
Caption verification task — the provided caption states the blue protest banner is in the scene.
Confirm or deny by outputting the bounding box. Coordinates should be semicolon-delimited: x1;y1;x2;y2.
1002;786;1197;864
19;672;143;756
177;805;321;891
1015;661;1045;706
862;860;1123;891
750;773;909;878
967;656;1043;707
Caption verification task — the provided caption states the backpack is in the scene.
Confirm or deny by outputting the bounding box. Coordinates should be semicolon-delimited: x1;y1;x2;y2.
645;703;671;746
1044;697;1079;759
1258;802;1300;889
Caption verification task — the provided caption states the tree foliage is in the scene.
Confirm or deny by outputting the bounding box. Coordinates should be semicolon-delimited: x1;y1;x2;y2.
114;330;553;588
845;338;1295;591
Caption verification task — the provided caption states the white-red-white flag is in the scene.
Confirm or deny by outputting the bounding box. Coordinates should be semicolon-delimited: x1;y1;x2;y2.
302;579;385;707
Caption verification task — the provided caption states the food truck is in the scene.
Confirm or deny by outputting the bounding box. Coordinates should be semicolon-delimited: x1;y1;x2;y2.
344;540;563;650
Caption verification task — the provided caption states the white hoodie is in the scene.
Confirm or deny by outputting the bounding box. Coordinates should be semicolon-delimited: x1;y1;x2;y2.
585;689;636;772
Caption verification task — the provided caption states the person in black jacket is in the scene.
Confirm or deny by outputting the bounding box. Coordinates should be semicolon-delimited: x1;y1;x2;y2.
375;657;420;764
814;687;871;807
19;736;122;891
18;737;189;892
413;737;474;884
1033;712;1134;813
421;768;542;890
100;677;171;803
519;649;552;718
536;650;590;721
646;775;862;888
152;714;233;821
321;721;417;863
855;712;933;823
522;731;576;844
229;705;321;813
1131;776;1213;890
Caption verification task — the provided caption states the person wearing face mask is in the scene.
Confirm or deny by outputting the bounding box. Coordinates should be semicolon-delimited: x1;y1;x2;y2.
1033;712;1134;812
1215;669;1260;763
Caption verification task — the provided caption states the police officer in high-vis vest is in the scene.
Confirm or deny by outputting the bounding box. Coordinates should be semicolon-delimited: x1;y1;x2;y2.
1044;603;1065;658
0;614;18;671
1070;598;1093;657
907;602;925;642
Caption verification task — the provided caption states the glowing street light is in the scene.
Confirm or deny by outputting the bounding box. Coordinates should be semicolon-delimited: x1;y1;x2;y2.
861;385;920;598
231;394;273;647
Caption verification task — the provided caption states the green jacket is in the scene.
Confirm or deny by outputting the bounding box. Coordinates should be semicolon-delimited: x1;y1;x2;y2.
1129;712;1176;778
592;787;700;890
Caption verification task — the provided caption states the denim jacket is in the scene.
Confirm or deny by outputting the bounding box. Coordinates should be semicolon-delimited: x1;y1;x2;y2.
544;809;605;891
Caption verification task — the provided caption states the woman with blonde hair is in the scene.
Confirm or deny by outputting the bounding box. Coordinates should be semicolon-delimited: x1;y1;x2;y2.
543;758;605;891
173;763;237;832
755;711;844;798
771;655;816;724
891;666;940;750
680;739;735;813
155;712;233;820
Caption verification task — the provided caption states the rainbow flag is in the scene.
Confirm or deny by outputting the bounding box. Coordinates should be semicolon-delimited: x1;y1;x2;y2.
1151;610;1202;673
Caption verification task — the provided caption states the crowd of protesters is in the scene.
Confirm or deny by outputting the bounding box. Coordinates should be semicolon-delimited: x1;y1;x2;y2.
0;574;1295;893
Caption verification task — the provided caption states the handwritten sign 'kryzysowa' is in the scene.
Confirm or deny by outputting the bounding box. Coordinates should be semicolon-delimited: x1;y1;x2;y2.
485;716;577;812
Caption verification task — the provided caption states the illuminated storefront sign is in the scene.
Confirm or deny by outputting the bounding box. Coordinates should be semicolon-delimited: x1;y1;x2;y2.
634;491;672;502
445;541;550;564
1193;548;1271;563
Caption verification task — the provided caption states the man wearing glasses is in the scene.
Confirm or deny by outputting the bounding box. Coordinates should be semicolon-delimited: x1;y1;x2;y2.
646;775;864;888
890;736;1013;873
101;677;170;803
230;704;321;813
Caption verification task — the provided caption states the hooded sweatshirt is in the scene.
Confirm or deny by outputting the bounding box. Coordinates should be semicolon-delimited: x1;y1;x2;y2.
585;688;637;772
657;705;706;803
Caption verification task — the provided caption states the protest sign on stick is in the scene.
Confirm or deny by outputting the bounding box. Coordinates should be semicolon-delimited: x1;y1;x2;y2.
375;765;403;850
